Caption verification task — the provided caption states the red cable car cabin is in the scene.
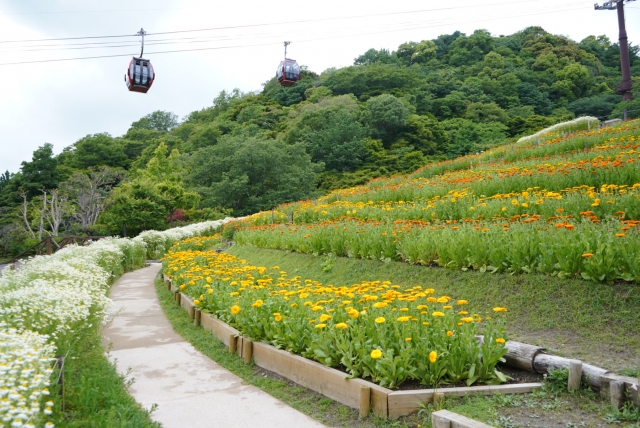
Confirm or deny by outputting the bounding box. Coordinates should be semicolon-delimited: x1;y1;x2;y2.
276;59;300;86
125;57;155;93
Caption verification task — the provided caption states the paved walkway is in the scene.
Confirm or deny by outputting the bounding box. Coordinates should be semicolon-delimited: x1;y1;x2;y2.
102;264;327;428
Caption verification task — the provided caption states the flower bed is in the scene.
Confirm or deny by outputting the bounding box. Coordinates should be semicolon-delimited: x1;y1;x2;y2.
0;219;231;427
164;240;509;389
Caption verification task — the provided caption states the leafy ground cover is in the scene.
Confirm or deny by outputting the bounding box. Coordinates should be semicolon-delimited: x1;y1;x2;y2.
165;236;509;388
227;120;640;283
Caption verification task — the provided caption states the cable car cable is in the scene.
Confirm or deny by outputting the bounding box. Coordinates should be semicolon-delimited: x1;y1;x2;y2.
0;4;588;66
0;0;587;44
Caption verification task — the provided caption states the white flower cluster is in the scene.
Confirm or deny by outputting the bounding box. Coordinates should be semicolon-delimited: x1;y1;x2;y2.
135;218;233;259
517;116;600;143
0;218;232;427
0;325;55;428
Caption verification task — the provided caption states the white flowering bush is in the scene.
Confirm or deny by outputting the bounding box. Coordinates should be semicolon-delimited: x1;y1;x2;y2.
518;116;600;143
0;218;232;427
0;325;55;428
135;218;232;259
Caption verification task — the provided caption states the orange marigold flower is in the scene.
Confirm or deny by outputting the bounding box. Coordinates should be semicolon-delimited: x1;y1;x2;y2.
582;253;594;258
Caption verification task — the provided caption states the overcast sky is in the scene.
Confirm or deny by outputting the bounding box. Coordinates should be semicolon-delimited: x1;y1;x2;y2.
0;0;638;174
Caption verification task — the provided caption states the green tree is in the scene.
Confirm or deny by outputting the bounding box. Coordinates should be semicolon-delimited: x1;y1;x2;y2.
189;135;320;215
367;94;411;146
64;133;128;170
465;102;509;124
284;97;368;171
18;143;59;198
130;110;179;132
401;114;449;155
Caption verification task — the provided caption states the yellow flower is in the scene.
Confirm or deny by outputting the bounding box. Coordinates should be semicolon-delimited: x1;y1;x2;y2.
427;297;437;303
206;277;212;283
446;330;453;337
207;289;213;294
457;300;468;305
370;349;382;359
180;284;186;290
461;317;474;323
230;305;241;315
443;305;452;309
335;323;348;329
375;317;385;324
315;323;326;329
399;308;409;312
274;314;282;322
422;322;430;326
405;337;412;342
432;311;445;317
252;299;264;307
397;316;410;322
194;299;200;306
319;314;332;322
493;307;507;313
372;302;388;309
416;305;428;310
429;351;437;363
496;338;506;344
311;305;323;311
348;309;360;319
436;297;449;303
230;292;239;296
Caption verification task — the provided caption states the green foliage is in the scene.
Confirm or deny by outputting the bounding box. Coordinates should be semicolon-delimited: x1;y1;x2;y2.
18;143;59;197
188;135;320;215
130;110;179;132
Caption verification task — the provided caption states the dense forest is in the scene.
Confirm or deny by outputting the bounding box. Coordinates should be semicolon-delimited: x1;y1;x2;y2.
1;26;639;257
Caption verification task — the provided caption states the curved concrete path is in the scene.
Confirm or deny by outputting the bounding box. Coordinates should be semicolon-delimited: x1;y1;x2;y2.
102;264;327;428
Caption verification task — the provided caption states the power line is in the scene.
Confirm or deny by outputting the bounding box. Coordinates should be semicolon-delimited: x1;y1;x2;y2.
0;0;585;44
0;3;588;66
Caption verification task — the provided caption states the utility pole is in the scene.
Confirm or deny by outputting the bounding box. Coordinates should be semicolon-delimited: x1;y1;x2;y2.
594;0;635;100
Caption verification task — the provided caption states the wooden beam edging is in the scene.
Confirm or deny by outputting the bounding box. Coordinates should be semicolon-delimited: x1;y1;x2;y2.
251;342;390;418
431;409;494;428
179;292;195;320
387;383;541;419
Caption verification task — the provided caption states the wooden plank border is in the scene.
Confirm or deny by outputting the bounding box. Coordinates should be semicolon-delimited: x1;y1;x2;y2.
388;383;541;419
252;342;389;418
432;409;493;428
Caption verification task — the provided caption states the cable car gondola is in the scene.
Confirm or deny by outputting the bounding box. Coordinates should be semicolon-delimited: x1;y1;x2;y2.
276;41;300;87
125;28;155;93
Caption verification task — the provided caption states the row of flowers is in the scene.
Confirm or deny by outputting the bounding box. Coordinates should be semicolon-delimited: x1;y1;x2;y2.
164;241;509;388
0;219;231;428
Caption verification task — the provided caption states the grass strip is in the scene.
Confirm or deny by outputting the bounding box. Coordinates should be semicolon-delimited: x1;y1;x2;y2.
49;323;160;427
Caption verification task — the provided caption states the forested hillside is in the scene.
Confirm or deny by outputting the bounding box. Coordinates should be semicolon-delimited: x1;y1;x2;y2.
1;26;639;257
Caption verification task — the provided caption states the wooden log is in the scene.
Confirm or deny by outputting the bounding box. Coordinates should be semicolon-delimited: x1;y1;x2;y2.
610;380;625;409
229;334;237;354
194;309;201;327
242;339;252;364
631;382;639;407
165;279;171;291
476;336;544;372
568;360;582;392
432;410;493;428
359;386;370;418
533;354;609;389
